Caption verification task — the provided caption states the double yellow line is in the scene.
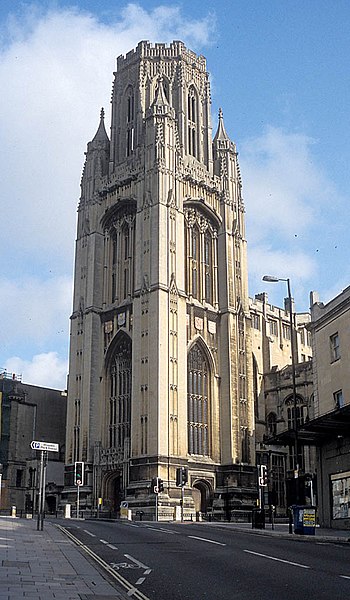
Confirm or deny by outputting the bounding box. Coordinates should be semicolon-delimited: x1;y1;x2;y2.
56;524;150;600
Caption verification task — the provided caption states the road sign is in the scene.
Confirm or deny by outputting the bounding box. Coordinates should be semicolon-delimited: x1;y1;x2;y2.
31;440;59;452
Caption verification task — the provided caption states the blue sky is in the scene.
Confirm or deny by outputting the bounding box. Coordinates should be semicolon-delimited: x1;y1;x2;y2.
0;0;349;388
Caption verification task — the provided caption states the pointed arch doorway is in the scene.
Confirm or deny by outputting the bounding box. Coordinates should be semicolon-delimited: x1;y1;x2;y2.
192;479;211;514
103;471;123;514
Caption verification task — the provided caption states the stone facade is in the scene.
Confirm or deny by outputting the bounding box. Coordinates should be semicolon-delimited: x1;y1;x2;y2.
0;372;66;513
250;292;316;511
310;288;350;528
64;41;256;518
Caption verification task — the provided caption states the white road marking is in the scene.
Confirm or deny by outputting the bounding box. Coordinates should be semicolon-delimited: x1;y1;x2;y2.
83;529;96;537
146;526;175;534
136;577;146;585
107;543;118;550
244;549;310;569
340;575;350;580
124;553;151;571
188;535;226;546
100;539;108;544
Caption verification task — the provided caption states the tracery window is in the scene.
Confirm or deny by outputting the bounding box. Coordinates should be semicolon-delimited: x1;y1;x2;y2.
109;336;132;450
188;85;198;157
187;344;211;456
110;211;135;304
185;207;217;306
126;86;135;157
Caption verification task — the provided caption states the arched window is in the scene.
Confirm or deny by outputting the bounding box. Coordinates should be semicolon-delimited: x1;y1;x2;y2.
126;87;135;157
267;412;277;437
109;210;135;304
285;396;305;429
184;207;217;306
187;344;211;456
188;86;198;157
109;336;132;450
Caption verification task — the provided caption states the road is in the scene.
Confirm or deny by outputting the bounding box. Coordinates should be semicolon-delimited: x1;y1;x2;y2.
54;519;350;600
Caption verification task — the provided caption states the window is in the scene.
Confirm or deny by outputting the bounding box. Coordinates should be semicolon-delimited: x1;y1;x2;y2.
267;412;277;436
109;211;135;304
109;335;132;450
16;470;23;487
286;397;305;429
188;86;197;157
185;208;217;306
299;329;305;345
334;389;344;408
330;333;340;361
126;87;135;157
187;344;211;456
332;471;350;519
269;320;278;336
282;323;291;340
252;314;260;330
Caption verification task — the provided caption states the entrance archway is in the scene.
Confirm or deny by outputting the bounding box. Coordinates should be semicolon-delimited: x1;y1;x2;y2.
102;471;123;513
192;479;211;514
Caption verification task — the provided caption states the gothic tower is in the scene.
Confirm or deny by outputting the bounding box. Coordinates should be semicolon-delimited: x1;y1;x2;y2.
65;41;256;517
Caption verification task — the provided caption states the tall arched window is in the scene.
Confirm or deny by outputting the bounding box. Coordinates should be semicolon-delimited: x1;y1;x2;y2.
184;207;217;306
109;210;135;304
187;344;211;456
126;86;135;157
188;85;198;157
109;336;132;450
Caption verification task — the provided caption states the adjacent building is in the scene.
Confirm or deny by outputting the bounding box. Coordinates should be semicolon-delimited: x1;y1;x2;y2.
308;288;350;529
0;370;67;514
64;40;256;518
250;292;315;512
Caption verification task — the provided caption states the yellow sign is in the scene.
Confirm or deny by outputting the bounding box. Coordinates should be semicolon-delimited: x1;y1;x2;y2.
98;498;102;505
303;509;316;527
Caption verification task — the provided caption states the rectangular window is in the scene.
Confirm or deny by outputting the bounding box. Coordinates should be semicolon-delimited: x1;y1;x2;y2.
334;389;344;408
269;320;278;336
330;333;340;361
299;329;305;345
282;323;291;340
16;469;23;488
252;314;260;330
331;471;350;519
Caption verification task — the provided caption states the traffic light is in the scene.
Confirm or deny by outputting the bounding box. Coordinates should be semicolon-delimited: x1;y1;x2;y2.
158;478;164;493
74;461;84;486
151;477;164;494
176;466;188;487
259;465;268;487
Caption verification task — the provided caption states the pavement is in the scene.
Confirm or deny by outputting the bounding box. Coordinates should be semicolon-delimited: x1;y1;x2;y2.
0;515;130;599
0;516;349;600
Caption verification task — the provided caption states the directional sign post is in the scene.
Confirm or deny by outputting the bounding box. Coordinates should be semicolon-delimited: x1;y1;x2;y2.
31;441;59;531
31;441;59;453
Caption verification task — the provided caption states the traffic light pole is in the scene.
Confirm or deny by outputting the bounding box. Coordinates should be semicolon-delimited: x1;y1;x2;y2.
181;485;184;522
77;483;80;519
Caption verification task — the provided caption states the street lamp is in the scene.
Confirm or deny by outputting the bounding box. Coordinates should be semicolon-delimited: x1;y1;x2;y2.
262;275;299;503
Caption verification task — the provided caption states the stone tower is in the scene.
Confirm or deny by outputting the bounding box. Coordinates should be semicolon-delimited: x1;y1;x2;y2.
65;41;256;518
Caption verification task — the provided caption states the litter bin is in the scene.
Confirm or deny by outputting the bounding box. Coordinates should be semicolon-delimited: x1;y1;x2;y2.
252;508;265;529
291;505;316;535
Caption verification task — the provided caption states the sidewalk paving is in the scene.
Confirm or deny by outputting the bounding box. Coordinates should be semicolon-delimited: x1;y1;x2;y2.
0;516;130;599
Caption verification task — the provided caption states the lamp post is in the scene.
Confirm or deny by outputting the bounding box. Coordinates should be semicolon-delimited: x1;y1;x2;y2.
262;275;299;504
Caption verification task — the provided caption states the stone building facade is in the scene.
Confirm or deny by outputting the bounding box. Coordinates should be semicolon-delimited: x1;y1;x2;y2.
0;371;66;513
65;41;255;518
250;292;316;512
309;288;350;528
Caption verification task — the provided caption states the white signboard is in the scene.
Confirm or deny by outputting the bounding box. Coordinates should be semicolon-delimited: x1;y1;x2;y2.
31;440;59;452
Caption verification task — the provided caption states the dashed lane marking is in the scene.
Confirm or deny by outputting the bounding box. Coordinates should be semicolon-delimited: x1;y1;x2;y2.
188;535;226;546
244;549;310;569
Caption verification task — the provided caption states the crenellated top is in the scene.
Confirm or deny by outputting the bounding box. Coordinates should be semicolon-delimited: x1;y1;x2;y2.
116;40;207;72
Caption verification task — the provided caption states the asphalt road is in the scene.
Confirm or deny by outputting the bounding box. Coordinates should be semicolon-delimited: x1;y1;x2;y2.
54;519;350;600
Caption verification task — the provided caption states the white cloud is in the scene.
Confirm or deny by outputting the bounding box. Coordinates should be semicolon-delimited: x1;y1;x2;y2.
241;126;335;242
4;352;68;390
0;275;72;345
